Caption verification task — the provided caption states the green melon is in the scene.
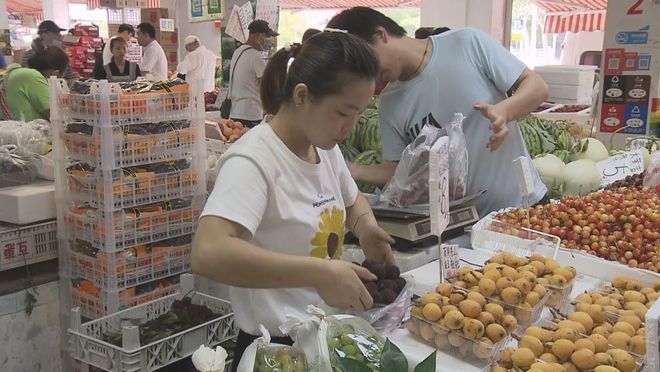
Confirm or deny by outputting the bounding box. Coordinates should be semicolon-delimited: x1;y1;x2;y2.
339;143;361;161
353;150;382;193
359;117;382;153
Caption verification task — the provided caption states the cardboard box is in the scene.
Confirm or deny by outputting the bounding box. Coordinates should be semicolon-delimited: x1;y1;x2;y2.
141;8;169;26
0;182;56;224
163;48;178;66
74;24;100;37
158;29;178;46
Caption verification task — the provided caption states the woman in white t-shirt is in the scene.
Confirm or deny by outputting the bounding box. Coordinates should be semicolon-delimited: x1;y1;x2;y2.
192;32;395;370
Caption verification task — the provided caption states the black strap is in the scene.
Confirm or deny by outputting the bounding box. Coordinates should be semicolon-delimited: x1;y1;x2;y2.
228;46;253;96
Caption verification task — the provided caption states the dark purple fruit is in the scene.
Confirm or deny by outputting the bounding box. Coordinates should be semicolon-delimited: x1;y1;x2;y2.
380;288;398;304
364;281;378;293
384;265;400;280
395;277;407;293
370;291;383;305
378;279;397;291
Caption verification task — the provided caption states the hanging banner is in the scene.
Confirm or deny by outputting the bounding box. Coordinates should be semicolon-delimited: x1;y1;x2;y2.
237;1;255;40
225;5;246;43
255;0;279;32
189;0;224;23
598;0;660;136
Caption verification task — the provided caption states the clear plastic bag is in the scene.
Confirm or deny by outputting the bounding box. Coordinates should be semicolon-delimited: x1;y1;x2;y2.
643;151;660;190
0;144;40;187
381;125;444;208
237;325;307;372
322;316;385;372
0;120;51;155
447;113;468;200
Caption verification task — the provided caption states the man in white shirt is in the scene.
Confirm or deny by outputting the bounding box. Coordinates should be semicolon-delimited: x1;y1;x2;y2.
228;20;278;128
136;22;168;81
103;24;135;66
177;35;218;93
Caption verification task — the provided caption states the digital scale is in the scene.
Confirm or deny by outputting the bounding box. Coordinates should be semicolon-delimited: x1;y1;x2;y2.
368;191;485;250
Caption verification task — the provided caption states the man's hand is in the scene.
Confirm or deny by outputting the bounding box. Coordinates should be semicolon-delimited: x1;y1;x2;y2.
475;103;510;151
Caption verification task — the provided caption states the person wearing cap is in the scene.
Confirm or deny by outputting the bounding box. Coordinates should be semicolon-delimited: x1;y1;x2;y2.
21;20;76;84
227;20;278;128
176;35;218;93
94;37;141;82
136;22;168;81
102;24;135;66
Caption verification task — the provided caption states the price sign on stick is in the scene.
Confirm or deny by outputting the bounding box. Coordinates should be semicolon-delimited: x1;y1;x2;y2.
429;137;450;281
598;150;645;187
513;156;536;231
440;244;461;282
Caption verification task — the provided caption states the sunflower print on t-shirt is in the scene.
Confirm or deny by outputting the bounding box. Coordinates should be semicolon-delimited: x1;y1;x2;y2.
310;206;345;260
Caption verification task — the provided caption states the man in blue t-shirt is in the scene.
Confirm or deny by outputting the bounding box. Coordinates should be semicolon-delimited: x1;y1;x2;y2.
328;8;550;216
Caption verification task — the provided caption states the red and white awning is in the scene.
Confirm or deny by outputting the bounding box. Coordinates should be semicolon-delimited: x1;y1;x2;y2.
531;0;608;34
87;0;161;9
280;0;420;9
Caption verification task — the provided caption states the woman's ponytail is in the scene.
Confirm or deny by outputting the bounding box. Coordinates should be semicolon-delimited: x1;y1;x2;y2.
260;44;300;115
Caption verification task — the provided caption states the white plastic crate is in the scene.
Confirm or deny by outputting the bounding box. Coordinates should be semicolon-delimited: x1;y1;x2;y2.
68;275;182;319
65;235;192;291
68;274;236;372
471;216;561;259
65;160;202;210
0;220;58;271
62;196;204;252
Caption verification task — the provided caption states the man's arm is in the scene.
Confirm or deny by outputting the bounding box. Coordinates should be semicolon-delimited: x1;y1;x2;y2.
348;161;398;187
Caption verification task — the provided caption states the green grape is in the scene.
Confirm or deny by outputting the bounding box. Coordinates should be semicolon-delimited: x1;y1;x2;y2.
328;337;342;350
340;324;355;334
340;334;354;346
341;344;357;356
351;353;365;363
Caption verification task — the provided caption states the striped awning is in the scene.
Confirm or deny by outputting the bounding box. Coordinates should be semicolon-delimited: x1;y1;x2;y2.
531;0;608;34
87;0;161;9
280;0;420;9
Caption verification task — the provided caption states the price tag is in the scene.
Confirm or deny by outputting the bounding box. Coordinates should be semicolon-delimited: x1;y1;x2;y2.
159;18;175;32
440;244;461;282
597;150;645;187
429;137;450;235
2;237;34;265
512;156;536;197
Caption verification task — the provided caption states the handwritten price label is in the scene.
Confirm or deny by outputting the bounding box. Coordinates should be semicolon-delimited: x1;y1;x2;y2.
429;137;450;235
2;239;32;265
440;244;461;282
597;149;645;187
513;156;536;196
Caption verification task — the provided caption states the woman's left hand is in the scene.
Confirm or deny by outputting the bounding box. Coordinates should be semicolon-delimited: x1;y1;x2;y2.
358;222;396;265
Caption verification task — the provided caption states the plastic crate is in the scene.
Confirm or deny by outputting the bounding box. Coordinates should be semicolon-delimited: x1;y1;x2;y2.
69;275;182;319
62;196;204;252
65;160;202;210
56;81;193;126
68;274;236;372
61;123;197;169
0;220;58;271
471;217;561;259
65;235;192;291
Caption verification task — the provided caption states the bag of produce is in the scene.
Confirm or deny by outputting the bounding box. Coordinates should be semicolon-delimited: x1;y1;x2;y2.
381;124;444;208
237;324;307;372
447;113;468;201
192;344;229;372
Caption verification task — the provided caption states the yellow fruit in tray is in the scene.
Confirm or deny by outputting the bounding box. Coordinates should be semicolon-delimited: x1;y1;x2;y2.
571;348;597;370
501;314;518;334
575;302;590;313
511;347;536;368
477;279;496;298
486;323;507;343
441;304;458;315
613;321;636;337
646;292;660;303
595;296;612;307
636;327;645;336
587;304;607;324
607;349;636;372
526;326;553;343
412;305;423;318
448;330;464;347
434;334;449;350
483;269;502;283
419;323;435;341
589;333;609;353
529;260;545;275
466;292;487;308
422;303;443;322
640;287;655;296
554;268;575;282
407;320;419;335
545;258;560;272
539;352;560;363
568;311;594;333
492;367;508;372
534;362;567;372
594;352;614;366
436;282;453;297
454;280;468;289
443;310;464;330
549;274;568;287
612;276;629;290
472;338;494;360
462;318;485;339
500;265;520;280
624;290;646;304
484;262;502;272
536;277;549;286
498;347;515;368
496;277;515;292
450;292;466;305
575;292;593;304
530;253;545;263
562;362;579;372
574;338;596;353
525;291;541;307
554;327;580;342
421;292;442;305
608;332;632;351
484;303;505;321
557;320;586;335
501;287;523;305
625;279;643;292
519;335;544;357
551;339;576;360
630;335;646;355
519;270;538;284
458;339;472;357
514;277;533;295
533;284;547;298
594;366;622;372
515;302;533;324
477;311;495;327
432;320;448;336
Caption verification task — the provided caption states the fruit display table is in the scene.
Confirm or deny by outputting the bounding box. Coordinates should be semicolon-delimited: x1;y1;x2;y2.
389;245;660;372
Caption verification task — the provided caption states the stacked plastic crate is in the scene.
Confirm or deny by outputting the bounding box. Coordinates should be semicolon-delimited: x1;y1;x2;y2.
50;79;207;320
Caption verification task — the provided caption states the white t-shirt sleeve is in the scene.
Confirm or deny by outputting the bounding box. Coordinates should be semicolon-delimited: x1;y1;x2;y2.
201;156;268;237
470;29;527;93
252;52;266;79
140;45;156;72
332;147;359;207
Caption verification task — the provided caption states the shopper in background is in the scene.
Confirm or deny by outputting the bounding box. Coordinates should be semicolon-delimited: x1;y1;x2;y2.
94;37;140;82
136;22;168;81
328;8;550;216
21;20;75;85
301;28;321;42
193;32;394;371
227;20;278;128
176;35;218;93
103;23;135;65
0;47;69;121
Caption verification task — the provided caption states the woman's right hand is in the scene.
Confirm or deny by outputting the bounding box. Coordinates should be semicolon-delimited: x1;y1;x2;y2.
316;260;376;311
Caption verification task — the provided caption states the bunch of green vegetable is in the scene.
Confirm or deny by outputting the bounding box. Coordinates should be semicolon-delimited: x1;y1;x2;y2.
333;339;436;372
518;115;577;162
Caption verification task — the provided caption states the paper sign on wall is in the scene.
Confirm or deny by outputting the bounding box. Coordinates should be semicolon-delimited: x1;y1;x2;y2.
256;0;280;32
238;1;255;42
429;136;449;236
225;5;246;43
160;18;175;32
597;149;645;187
